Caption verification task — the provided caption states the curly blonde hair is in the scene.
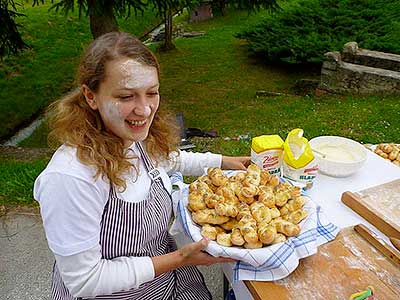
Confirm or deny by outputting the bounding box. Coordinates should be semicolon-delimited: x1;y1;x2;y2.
48;32;179;191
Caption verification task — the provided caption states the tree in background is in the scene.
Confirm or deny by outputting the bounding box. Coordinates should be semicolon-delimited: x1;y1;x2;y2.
32;0;197;48
0;0;29;58
33;0;147;38
153;0;197;50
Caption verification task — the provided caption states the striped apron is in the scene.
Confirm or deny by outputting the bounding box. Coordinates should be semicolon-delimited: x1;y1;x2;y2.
52;142;212;300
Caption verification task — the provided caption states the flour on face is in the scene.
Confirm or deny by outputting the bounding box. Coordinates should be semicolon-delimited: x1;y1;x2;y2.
119;59;156;90
103;101;124;130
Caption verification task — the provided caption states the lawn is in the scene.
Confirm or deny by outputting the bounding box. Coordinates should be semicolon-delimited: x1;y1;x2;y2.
155;13;400;148
2;7;400;205
0;158;48;206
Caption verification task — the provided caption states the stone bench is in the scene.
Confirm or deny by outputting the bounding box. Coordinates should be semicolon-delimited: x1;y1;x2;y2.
319;42;400;95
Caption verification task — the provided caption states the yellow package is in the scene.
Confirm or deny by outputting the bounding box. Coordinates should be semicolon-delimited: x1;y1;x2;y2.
251;135;284;176
283;129;318;187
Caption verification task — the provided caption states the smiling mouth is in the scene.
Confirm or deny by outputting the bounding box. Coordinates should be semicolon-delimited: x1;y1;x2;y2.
126;119;147;127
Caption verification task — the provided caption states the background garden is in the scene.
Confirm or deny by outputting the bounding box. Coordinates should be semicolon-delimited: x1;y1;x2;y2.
1;0;400;206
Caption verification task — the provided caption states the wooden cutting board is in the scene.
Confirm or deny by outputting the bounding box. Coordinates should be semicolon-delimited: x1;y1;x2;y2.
341;179;400;240
244;227;400;300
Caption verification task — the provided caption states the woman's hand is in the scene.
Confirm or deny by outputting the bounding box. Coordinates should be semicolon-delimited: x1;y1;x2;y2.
221;156;251;170
152;238;236;276
177;238;236;267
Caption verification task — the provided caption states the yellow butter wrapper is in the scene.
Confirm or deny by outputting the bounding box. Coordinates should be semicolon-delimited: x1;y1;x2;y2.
251;135;284;176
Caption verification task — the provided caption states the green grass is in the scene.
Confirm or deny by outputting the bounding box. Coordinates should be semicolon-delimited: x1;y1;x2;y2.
0;1;162;141
18;119;49;147
0;159;49;205
156;10;400;152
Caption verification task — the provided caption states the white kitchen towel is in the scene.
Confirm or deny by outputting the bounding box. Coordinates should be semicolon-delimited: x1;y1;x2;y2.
169;171;340;281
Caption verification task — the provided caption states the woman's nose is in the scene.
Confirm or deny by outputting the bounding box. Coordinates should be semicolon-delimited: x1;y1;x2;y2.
133;97;151;117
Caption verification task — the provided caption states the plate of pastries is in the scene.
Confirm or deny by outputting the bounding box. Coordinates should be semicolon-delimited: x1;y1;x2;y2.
187;164;310;249
373;143;400;166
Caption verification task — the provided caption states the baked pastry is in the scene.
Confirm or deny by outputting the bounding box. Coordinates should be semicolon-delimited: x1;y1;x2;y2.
269;207;281;219
188;191;206;212
279;196;306;216
220;218;238;231
258;222;277;245
258;186;276;208
244;241;263;249
250;202;272;224
215;202;239;218
284;209;308;224
208;167;228;187
217;232;232;247
272;219;301;237
274;190;291;207
201;224;218;240
188;165;307;249
272;233;287;244
231;227;246;246
192;209;230;225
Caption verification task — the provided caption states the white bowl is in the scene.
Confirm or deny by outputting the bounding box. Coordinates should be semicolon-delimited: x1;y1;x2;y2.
309;136;367;177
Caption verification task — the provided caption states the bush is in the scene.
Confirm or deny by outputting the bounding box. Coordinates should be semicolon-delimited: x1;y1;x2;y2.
236;0;400;64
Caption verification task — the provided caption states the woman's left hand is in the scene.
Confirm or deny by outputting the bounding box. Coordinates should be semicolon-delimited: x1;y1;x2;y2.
221;156;251;170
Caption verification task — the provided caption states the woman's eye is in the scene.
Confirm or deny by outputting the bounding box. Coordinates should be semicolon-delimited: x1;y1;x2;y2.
119;95;133;100
148;91;159;97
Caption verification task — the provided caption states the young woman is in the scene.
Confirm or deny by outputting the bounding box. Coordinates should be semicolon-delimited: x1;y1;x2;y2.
34;32;250;300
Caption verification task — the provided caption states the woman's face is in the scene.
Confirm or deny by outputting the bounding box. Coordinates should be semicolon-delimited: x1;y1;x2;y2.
86;57;160;146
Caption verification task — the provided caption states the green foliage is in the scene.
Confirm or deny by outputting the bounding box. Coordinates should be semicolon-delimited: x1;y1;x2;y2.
0;159;48;205
236;0;400;64
0;0;29;57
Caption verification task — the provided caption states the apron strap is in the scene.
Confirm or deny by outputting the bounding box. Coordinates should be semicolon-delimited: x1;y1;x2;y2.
135;142;171;193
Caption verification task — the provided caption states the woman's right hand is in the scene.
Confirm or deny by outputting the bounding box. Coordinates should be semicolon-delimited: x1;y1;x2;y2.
177;238;236;267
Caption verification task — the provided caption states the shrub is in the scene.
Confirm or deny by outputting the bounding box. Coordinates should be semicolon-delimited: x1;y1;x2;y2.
236;0;400;64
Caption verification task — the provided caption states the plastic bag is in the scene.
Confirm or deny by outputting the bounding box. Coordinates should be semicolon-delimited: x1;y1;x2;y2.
283;129;318;189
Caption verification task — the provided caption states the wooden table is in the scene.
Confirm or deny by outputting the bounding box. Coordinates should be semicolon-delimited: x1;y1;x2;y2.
222;150;400;300
244;227;400;299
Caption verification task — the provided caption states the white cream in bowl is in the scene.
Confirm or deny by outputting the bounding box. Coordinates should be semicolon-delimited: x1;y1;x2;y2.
309;136;367;177
313;143;361;163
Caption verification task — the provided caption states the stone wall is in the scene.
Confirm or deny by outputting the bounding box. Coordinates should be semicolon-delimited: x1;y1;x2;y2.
319;42;400;95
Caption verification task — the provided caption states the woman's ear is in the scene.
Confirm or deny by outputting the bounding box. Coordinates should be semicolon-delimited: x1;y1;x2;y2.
82;84;98;110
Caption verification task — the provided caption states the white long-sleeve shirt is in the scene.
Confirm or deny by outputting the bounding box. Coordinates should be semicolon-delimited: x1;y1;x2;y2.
34;143;222;298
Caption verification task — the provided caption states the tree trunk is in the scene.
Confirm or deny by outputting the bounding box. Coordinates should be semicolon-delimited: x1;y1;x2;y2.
162;9;175;51
88;1;119;39
219;0;226;16
212;0;226;16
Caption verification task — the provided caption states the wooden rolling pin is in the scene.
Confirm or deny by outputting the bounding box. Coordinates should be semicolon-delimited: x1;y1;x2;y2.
354;224;400;267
